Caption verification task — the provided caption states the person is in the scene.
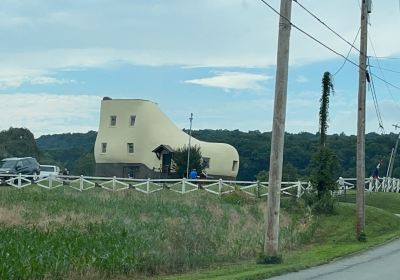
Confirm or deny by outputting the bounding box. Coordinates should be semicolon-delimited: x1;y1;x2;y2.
189;168;198;179
62;168;69;176
372;161;382;180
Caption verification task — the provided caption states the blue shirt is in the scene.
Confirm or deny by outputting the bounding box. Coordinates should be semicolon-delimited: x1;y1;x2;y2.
189;170;197;179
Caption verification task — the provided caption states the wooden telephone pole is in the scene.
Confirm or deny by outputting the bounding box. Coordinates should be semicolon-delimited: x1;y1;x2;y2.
265;0;292;257
356;0;371;237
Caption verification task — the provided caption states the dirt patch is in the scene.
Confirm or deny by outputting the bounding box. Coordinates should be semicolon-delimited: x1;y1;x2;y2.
0;206;25;226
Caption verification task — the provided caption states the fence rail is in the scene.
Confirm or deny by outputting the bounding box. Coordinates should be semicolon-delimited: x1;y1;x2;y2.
0;174;399;197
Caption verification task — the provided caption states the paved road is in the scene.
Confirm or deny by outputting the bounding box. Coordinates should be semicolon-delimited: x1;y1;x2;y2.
268;238;400;280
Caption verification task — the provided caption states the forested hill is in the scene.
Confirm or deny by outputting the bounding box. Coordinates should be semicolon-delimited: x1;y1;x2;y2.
190;130;398;180
36;131;97;151
33;129;400;180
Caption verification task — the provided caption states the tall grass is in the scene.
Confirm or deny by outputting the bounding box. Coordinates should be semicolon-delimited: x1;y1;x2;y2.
0;186;308;279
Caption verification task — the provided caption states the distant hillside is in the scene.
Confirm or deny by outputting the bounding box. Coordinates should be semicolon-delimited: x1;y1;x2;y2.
36;131;97;175
23;129;400;180
36;131;97;151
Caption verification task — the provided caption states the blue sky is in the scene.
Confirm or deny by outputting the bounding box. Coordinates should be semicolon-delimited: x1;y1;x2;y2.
0;0;400;137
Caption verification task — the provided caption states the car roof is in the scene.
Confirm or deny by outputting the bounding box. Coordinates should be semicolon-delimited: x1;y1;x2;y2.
1;157;35;161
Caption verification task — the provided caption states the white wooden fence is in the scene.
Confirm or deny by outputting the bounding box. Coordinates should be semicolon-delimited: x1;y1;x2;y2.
0;173;312;198
1;174;398;197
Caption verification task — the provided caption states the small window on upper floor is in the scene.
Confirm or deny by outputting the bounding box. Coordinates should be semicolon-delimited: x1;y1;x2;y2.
130;115;136;126
202;157;210;169
127;143;134;154
232;160;238;171
110;115;117;126
101;143;107;153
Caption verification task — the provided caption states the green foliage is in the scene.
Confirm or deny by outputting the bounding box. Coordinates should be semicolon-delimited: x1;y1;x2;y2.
33;129;400;180
256;170;268;182
358;231;367;242
36;131;96;172
308;147;339;213
172;145;204;178
73;152;95;176
0;127;39;159
319;72;334;147
256;254;283;264
0;186;270;279
222;190;255;206
36;131;97;151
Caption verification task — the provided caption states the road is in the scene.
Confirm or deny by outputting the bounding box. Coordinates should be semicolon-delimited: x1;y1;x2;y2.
268;238;400;280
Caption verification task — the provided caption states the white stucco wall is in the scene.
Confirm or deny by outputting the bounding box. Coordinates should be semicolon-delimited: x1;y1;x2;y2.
94;99;239;178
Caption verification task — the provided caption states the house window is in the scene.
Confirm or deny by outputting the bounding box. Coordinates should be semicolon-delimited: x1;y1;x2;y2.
127;143;134;154
232;160;238;171
202;157;210;168
110;115;117;126
101;143;107;153
130;115;136;126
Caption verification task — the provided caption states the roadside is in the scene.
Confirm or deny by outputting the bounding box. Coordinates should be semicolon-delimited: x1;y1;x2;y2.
157;195;400;280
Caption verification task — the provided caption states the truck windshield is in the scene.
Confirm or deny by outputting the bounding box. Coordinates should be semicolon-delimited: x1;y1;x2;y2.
40;166;55;172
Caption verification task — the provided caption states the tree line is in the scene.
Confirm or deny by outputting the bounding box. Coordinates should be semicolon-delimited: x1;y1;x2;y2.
1;127;398;180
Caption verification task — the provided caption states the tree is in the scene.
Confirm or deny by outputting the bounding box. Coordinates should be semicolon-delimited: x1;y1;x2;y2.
308;72;339;213
172;145;204;178
0;127;39;159
73;152;95;176
319;72;334;147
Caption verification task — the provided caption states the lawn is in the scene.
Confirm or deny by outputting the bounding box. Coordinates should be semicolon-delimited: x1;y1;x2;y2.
0;186;399;280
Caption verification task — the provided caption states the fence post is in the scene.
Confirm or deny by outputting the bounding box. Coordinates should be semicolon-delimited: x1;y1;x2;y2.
218;178;222;196
49;175;53;189
256;180;260;198
18;173;22;188
80;175;84;191
112;176;116;191
147;178;150;194
368;177;373;192
297;181;302;198
182;178;186;194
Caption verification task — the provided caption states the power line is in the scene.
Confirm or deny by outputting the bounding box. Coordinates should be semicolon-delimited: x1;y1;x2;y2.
333;27;361;76
367;33;400;113
370;56;400;60
259;0;360;69
369;65;400;74
258;0;400;92
367;64;385;133
293;0;361;53
370;73;400;91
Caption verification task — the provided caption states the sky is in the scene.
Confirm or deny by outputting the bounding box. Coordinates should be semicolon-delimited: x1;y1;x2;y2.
1;0;400;137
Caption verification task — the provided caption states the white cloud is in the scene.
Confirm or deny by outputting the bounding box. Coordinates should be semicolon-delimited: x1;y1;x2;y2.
0;93;101;137
296;75;309;83
184;72;272;90
0;68;75;89
0;1;399;71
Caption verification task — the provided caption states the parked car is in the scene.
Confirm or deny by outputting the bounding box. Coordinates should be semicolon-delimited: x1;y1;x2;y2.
39;165;60;178
0;157;40;182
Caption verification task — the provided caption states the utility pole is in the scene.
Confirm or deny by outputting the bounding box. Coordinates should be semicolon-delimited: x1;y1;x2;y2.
388;124;400;178
356;0;371;237
265;0;292;257
186;113;193;178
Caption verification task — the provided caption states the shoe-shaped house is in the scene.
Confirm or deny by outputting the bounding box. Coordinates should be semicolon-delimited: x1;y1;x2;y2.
94;98;239;179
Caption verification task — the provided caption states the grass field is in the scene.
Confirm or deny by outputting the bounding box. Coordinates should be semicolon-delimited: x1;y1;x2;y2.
0;186;400;280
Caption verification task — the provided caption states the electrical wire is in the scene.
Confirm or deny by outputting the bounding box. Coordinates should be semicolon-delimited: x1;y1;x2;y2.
293;0;361;53
259;0;360;69
369;65;400;74
333;27;361;77
367;63;385;133
258;0;400;92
